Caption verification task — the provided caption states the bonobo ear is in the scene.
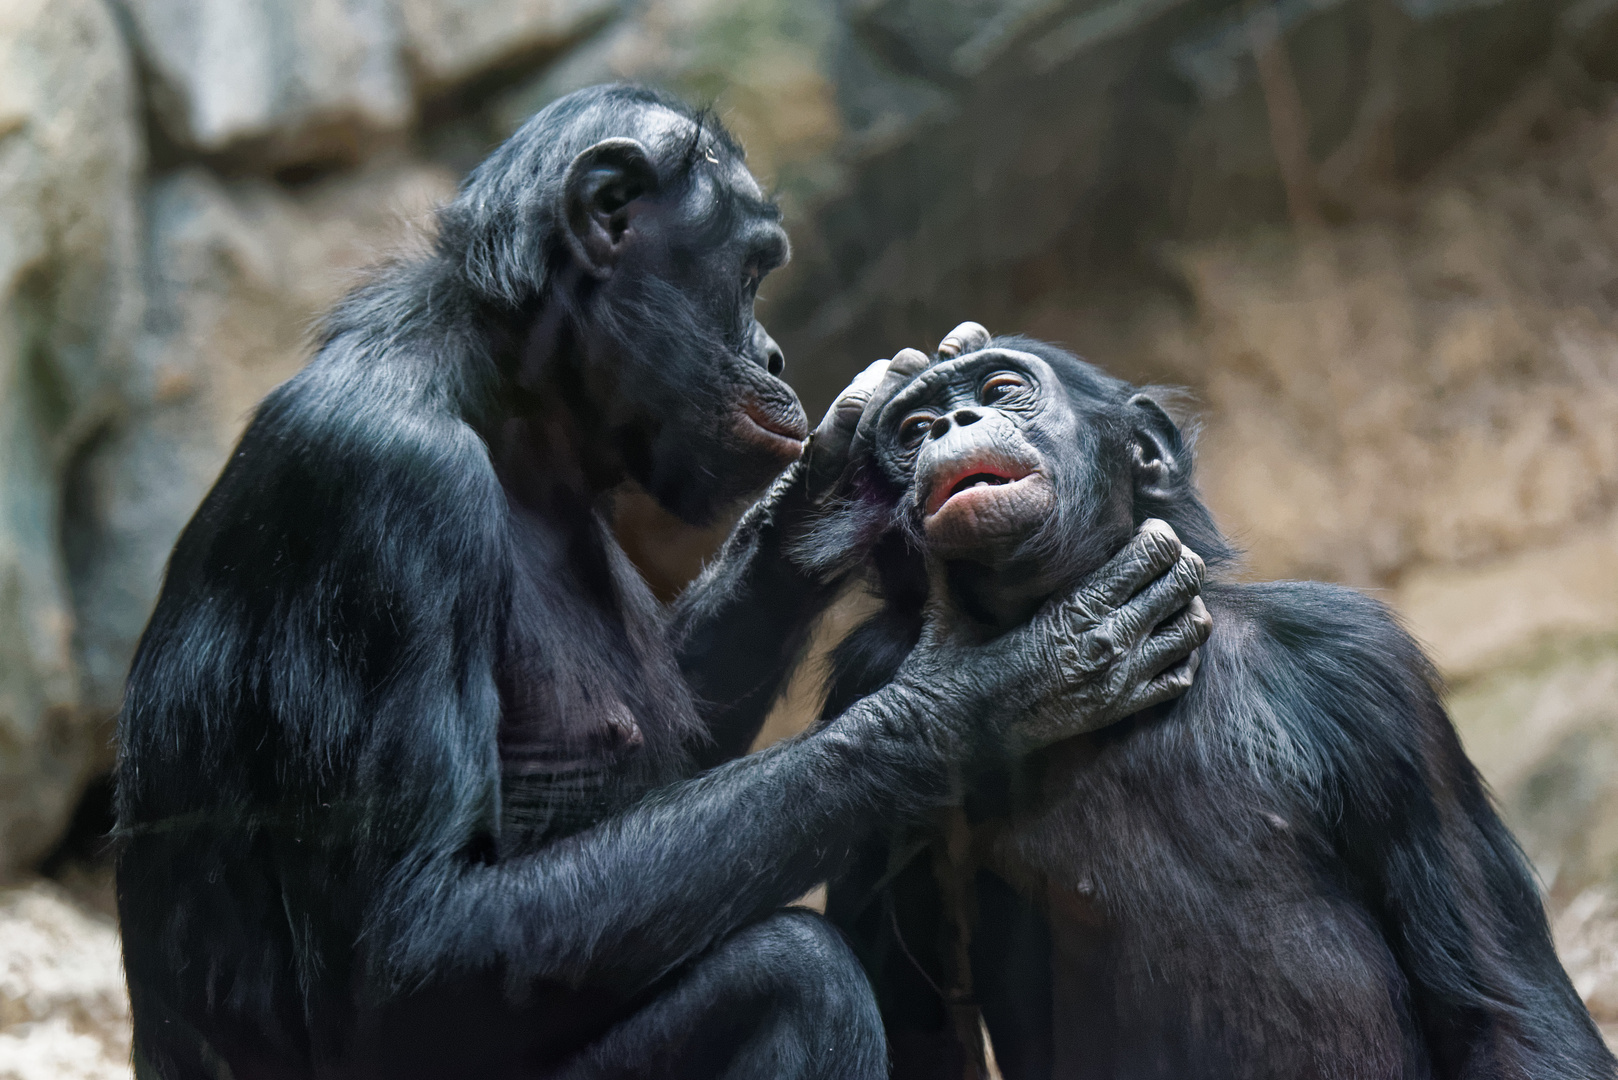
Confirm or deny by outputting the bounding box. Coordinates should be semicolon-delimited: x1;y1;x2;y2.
1128;393;1185;501
562;138;658;278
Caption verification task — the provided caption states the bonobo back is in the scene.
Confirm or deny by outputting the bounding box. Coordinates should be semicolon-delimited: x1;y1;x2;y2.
822;335;1611;1079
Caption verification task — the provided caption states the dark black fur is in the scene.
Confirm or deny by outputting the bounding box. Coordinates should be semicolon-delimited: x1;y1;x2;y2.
117;85;944;1080
823;338;1613;1079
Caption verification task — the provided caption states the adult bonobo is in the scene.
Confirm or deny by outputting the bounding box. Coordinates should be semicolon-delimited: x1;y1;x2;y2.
114;88;1208;1079
822;333;1612;1079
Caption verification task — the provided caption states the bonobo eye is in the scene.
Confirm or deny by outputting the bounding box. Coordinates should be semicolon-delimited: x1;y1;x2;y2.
898;412;936;449
980;371;1029;405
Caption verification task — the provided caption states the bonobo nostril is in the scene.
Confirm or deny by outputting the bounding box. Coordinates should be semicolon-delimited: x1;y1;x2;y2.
753;324;786;376
929;416;952;439
954;409;981;426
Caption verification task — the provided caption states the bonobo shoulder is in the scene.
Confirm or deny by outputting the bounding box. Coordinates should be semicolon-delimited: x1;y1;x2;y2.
1195;579;1445;784
171;334;506;609
1210;580;1432;680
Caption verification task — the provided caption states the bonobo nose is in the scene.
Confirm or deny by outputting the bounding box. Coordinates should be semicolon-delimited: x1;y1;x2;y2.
928;408;983;440
752;324;786;377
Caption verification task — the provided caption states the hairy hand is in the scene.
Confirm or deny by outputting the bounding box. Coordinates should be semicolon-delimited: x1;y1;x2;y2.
897;519;1210;756
801;320;993;503
801;348;929;503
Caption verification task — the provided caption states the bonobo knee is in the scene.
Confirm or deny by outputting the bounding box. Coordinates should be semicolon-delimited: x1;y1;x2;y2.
723;908;874;1014
719;909;886;1077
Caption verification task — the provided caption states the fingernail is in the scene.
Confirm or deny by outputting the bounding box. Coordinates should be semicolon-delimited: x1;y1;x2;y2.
891;347;929;373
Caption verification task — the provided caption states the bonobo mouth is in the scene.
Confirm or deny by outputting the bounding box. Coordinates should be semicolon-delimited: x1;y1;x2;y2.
736;396;809;462
921;452;1052;548
925;463;1033;516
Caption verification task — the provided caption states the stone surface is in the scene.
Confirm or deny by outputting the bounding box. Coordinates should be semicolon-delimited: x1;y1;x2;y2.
0;0;142;879
123;0;414;165
67;160;458;717
1395;510;1618;681
122;0;627;167
0;881;129;1080
1174;90;1618;588
1453;637;1618;901
399;0;621;93
1558;885;1618;1045
490;0;845;200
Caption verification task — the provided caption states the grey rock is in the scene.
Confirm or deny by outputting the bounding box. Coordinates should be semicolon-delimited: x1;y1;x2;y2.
120;0;625;166
398;0;622;93
121;0;414;165
0;0;142;879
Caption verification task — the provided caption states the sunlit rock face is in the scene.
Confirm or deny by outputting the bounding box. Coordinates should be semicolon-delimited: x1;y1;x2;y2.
0;882;129;1080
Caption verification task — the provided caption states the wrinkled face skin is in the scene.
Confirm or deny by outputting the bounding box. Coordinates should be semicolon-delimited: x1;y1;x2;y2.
567;107;806;523
870;347;1135;597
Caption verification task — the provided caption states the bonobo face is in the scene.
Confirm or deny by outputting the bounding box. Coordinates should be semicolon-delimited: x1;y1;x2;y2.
874;347;1105;564
861;335;1221;622
557;103;807;523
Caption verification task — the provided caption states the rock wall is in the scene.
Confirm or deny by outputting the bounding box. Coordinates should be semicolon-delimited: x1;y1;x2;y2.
0;0;142;882
1;0;1617;1071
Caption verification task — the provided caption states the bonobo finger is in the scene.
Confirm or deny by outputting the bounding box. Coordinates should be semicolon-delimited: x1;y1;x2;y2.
886;347;931;380
805;359;892;497
1118;650;1203;716
814;358;892;440
1108;548;1206;645
1072;520;1183;616
1130;596;1212;680
936;321;991;359
853;348;932;449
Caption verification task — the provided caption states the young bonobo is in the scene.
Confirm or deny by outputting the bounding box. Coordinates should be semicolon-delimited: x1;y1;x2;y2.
822;332;1613;1080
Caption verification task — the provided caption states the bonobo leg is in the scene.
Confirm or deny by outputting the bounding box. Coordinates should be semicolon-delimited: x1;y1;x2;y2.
555;909;886;1080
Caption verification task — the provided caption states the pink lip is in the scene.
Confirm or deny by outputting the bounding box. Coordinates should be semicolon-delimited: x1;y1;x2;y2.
924;459;1035;517
736;400;808;461
741;399;809;441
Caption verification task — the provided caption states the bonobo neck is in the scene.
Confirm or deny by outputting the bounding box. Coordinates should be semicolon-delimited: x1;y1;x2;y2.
486;291;627;516
942;558;1060;638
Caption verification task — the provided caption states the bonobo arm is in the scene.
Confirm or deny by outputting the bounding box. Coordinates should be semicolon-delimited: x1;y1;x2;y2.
673;353;931;765
388;520;1209;1007
1252;583;1613;1078
669;460;844;767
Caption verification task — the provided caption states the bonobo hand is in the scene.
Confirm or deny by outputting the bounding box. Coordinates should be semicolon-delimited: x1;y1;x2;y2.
893;519;1211;758
800;320;993;503
800;348;929;504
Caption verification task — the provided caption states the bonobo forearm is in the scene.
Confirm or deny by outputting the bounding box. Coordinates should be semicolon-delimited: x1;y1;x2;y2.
415;679;954;998
672;465;845;765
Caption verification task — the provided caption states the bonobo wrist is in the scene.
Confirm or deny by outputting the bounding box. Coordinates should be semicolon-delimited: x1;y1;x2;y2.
815;675;976;802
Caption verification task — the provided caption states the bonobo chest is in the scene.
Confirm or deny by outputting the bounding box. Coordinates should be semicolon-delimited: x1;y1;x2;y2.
494;492;700;848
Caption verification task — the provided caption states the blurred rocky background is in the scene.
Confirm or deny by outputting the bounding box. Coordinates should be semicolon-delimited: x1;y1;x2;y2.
1;0;1617;1073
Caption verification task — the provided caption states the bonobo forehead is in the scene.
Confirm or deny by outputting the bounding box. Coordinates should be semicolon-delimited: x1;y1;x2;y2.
633;106;756;190
628;106;785;258
882;348;1060;419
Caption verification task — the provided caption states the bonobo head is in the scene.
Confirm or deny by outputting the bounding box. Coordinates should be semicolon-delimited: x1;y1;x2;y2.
440;84;805;523
864;336;1233;627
